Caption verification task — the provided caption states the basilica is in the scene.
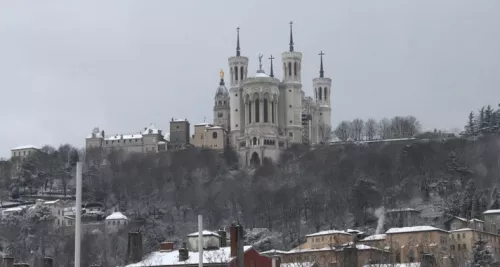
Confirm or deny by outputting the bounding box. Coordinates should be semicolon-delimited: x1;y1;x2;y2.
209;22;332;166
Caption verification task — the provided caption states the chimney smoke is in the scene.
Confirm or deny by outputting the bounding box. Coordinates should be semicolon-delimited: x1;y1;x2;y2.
374;206;385;234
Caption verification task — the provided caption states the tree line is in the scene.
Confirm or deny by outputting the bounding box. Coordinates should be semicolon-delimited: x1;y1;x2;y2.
462;103;500;137
333;115;422;142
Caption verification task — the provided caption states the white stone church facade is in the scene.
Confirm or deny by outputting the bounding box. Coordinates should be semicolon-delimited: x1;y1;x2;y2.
212;23;332;166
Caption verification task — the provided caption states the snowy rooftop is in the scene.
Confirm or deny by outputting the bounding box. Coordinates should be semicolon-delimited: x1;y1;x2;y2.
286;244;384;254
255;72;269;78
3;206;24;212
305;230;351;237
484;209;500;214
470;218;484;222
186;230;220;237
281;262;316;267
142;124;161;135
450;228;473;232
194;123;212;127
260;249;288;255
105;212;128;220
43;199;61;205
386;208;419;213
386;226;448;234
360;234;386;241
125;246;252;267
11;145;38;150
106;134;143;141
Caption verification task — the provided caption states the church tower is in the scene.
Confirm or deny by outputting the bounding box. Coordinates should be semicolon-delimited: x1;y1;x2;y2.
229;27;249;145
313;50;332;143
213;69;230;132
279;21;303;143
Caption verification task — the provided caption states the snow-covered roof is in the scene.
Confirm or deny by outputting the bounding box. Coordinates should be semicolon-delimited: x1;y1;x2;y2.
105;212;128;220
470;218;484;223
106;134;143;141
11;145;38;150
142;124;161;135
450;228;473;232
286;244;384;254
484;209;500;214
305;230;351;237
255;72;269;78
43;199;61;205
125;246;252;267
259;249;288;255
360;234;386;241
3;206;24;212
187;230;220;237
281;262;316;267
172;119;188;122
386;226;448;234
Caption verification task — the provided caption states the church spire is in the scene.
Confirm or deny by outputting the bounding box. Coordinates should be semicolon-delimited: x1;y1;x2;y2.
269;55;275;77
236;27;241;57
318;50;325;78
289;21;294;52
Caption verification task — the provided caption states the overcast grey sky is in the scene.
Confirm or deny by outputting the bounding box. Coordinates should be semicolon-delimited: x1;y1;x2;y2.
1;0;500;157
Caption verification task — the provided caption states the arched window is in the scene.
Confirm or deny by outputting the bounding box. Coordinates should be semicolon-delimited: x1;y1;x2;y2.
271;101;275;123
288;62;292;76
212;132;218;139
240;66;244;80
294;62;298;76
248;101;252;123
319;87;322;100
234;66;238;81
324;87;327;100
263;98;268;123
255;98;260;123
218;101;222;106
253;137;257;146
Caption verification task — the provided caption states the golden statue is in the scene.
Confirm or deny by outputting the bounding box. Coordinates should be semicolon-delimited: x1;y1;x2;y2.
220;69;224;79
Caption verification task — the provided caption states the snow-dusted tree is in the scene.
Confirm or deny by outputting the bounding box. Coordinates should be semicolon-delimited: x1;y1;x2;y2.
378;118;392;139
350;118;364;141
463;111;476;137
364;118;378;140
334;121;351;141
470;239;497;267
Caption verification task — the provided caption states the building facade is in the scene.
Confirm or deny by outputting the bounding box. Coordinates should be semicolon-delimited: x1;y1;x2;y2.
210;23;332;166
85;124;166;154
11;145;38;160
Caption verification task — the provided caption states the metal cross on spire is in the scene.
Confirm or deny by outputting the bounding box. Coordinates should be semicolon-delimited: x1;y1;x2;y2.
268;55;275;77
289;21;294;52
318;50;325;78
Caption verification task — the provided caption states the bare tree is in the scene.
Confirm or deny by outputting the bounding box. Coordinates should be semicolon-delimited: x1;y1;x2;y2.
391;116;421;138
334;121;351;142
350;118;364;141
364;119;378;141
378;118;393;139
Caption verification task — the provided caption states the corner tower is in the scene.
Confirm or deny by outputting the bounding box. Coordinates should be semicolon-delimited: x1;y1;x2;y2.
213;69;230;132
313;51;332;143
229;27;249;146
279;21;303;144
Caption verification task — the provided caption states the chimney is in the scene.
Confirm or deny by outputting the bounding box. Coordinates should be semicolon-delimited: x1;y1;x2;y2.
43;257;53;267
178;242;189;262
237;224;244;267
217;230;227;247
159;242;174;251
101;130;105;137
3;257;14;267
229;223;238;257
127;232;143;264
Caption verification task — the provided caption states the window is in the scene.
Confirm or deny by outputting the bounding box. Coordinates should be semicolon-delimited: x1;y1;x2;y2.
248;102;252;123
320;113;323;115
263;98;268;123
463;244;467;249
235;109;238;112
235;124;238;127
294;62;298;76
319;87;323;100
252;137;257;146
288;62;292;76
234;66;238;81
255;99;260;123
271;101;275;123
289;89;292;92
212;132;218;139
218;112;223;118
240;66;244;80
324;87;328;99
176;125;179;129
289;120;292;123
58;210;60;215
235;94;238;97
289;132;293;137
289;105;292;108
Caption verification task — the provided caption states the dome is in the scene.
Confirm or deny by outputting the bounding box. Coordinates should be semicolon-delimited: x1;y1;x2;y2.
215;79;229;98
